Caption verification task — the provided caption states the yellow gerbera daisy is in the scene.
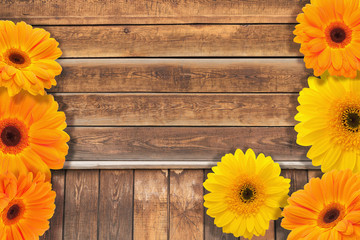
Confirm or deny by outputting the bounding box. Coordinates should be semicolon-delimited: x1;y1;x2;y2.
294;0;360;78
0;87;69;181
0;20;62;96
295;74;360;173
0;172;56;240
203;149;290;239
282;169;360;239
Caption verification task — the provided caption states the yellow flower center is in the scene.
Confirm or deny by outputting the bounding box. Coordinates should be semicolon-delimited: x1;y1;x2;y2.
329;93;360;150
325;22;352;48
317;202;345;228
0;118;29;154
227;175;265;216
1;199;25;226
3;48;31;69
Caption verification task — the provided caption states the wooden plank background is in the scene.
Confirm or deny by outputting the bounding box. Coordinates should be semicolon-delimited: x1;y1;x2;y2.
1;0;317;239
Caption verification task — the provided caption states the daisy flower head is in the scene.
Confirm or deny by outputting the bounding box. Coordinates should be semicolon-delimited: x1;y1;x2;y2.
0;172;56;239
294;0;360;78
203;149;290;239
0;87;69;181
0;20;62;96
282;169;360;239
295;74;360;173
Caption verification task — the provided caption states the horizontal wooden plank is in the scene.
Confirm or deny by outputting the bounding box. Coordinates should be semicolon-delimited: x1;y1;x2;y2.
53;59;310;93
65;127;307;161
43;25;299;57
56;93;297;126
2;0;307;25
63;161;317;170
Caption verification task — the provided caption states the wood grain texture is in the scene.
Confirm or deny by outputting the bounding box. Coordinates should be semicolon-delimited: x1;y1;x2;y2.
169;170;204;240
98;170;133;240
308;170;323;180
1;0;308;25
53;58;311;93
43;25;299;57
134;170;168;240
40;171;65;240
64;170;99;240
56;93;298;126
66;127;306;161
204;170;239;240
275;170;308;239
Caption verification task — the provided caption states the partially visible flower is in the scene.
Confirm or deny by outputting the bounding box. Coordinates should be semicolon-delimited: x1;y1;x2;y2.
295;74;360;173
294;0;360;78
0;87;69;181
0;20;62;96
282;169;360;239
203;149;290;239
0;172;56;239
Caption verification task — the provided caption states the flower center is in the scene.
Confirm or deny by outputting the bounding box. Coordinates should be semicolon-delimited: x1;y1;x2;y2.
239;184;256;203
317;203;345;228
323;208;340;224
325;22;352;48
329;94;360;150
1;199;25;226
0;119;29;155
343;110;360;132
227;175;265;216
3;48;31;69
330;28;346;43
1;126;21;147
7;204;20;220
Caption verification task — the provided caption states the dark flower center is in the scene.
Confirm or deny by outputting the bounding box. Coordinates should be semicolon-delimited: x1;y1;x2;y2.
330;28;346;43
346;112;360;129
7;204;20;220
242;188;253;200
323;208;340;224
9;53;25;65
1;126;21;147
239;184;256;203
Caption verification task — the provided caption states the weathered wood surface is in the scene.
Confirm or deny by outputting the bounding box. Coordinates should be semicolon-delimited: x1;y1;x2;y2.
134;170;168;240
63;170;99;240
1;0;308;25
56;93;298;126
98;170;133;240
53;59;310;93
41;25;299;57
66;127;306;161
40;171;65;240
169;170;204;240
46;170;310;239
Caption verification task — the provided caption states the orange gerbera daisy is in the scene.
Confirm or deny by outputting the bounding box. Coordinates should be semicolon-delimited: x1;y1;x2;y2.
0;20;62;96
294;0;360;78
0;172;55;240
282;169;360;239
0;87;69;181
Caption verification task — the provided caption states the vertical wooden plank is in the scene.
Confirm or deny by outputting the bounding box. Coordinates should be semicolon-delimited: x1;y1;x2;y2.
308;170;323;180
64;170;99;240
204;170;239;240
40;170;65;240
169;170;204;240
134;170;168;240
275;170;308;240
98;170;133;240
